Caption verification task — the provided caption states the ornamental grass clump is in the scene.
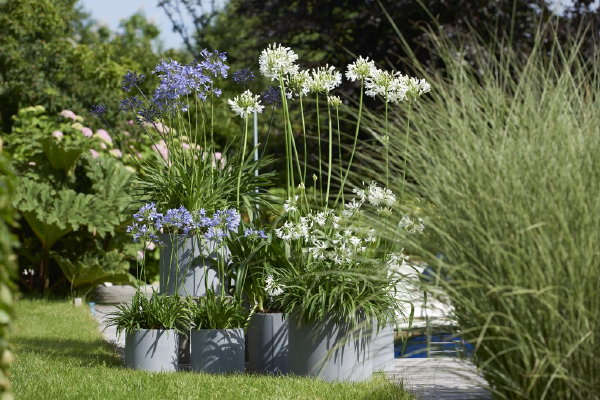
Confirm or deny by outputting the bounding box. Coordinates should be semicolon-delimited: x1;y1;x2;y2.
360;27;600;399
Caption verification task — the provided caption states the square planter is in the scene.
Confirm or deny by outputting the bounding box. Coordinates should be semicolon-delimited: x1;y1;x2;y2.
370;322;395;372
247;312;288;374
190;328;245;374
125;329;178;372
287;313;373;382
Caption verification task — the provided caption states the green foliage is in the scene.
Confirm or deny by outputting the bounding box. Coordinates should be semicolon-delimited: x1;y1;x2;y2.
0;153;16;398
106;291;191;336
189;291;249;330
366;29;600;399
5;106;137;293
137;145;278;220
0;0;182;132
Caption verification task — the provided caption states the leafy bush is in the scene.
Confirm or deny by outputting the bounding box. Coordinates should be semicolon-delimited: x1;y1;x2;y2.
0;152;16;399
5;106;138;293
365;29;600;399
189;291;249;330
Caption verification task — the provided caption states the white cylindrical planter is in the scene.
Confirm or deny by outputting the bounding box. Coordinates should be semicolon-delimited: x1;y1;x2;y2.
370;322;395;372
247;313;288;374
125;329;178;372
159;234;227;297
190;328;245;374
288;313;373;382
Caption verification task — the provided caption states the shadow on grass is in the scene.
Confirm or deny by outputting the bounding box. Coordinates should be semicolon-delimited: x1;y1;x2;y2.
14;336;123;368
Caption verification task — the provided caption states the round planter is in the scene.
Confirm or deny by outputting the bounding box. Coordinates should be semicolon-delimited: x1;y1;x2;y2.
190;328;245;374
288;313;373;382
125;329;178;372
159;234;228;297
370;322;395;373
247;312;288;374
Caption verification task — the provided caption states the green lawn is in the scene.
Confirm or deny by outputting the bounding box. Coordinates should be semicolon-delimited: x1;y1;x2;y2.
11;299;411;400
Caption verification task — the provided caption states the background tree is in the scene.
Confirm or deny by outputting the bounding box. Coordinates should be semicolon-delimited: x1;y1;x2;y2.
0;0;183;133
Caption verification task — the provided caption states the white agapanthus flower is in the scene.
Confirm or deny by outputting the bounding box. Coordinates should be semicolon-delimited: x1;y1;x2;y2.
286;69;310;97
387;252;411;275
365;181;396;207
306;65;342;94
283;196;298;213
228;90;265;118
399;215;425;234
346;56;377;81
365;68;399;98
265;275;284;297
405;77;431;100
259;43;300;81
327;95;342;108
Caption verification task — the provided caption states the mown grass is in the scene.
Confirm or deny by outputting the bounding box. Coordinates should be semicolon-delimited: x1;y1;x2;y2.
359;26;600;399
11;299;411;400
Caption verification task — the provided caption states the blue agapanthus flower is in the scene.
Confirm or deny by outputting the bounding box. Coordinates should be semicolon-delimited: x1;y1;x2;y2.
244;228;267;239
120;96;143;112
261;86;282;108
90;104;107;117
199;49;229;78
232;68;255;85
122;71;145;92
161;206;194;234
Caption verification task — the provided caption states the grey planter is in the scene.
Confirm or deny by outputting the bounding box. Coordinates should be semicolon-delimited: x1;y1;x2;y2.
159;234;227;297
125;329;178;372
247;313;288;374
288;313;373;382
370;322;395;373
190;328;245;374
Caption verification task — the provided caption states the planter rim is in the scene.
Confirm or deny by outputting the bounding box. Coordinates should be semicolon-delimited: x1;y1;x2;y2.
192;327;244;332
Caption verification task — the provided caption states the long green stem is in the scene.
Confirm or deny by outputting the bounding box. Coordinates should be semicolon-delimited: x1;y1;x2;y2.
316;94;323;203
325;100;333;208
401;100;412;202
336;106;343;206
237;116;249;207
385;95;389;187
300;96;307;183
335;80;365;206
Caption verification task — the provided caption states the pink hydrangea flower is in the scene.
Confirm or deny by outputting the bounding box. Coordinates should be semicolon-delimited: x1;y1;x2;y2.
81;127;93;137
89;149;100;158
95;129;113;144
28;161;36;166
152;140;169;162
109;149;123;158
52;130;64;140
59;110;77;120
127;120;134;125
99;142;107;150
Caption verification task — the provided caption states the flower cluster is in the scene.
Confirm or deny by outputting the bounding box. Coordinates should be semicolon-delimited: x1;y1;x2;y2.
343;181;397;217
232;68;255;85
228;90;265;118
305;65;342;94
126;203;243;244
399;215;425;234
259;43;299;80
265;275;284;297
365;69;430;104
346;56;377;82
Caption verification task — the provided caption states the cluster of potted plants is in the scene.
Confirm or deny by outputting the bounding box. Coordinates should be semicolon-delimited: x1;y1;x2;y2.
99;43;429;380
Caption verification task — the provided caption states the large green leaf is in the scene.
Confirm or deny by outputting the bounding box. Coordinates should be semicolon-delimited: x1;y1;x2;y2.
42;136;85;173
53;250;134;289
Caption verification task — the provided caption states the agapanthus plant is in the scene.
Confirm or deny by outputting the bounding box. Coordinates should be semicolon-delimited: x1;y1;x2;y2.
268;182;422;327
92;50;275;217
256;43;431;209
